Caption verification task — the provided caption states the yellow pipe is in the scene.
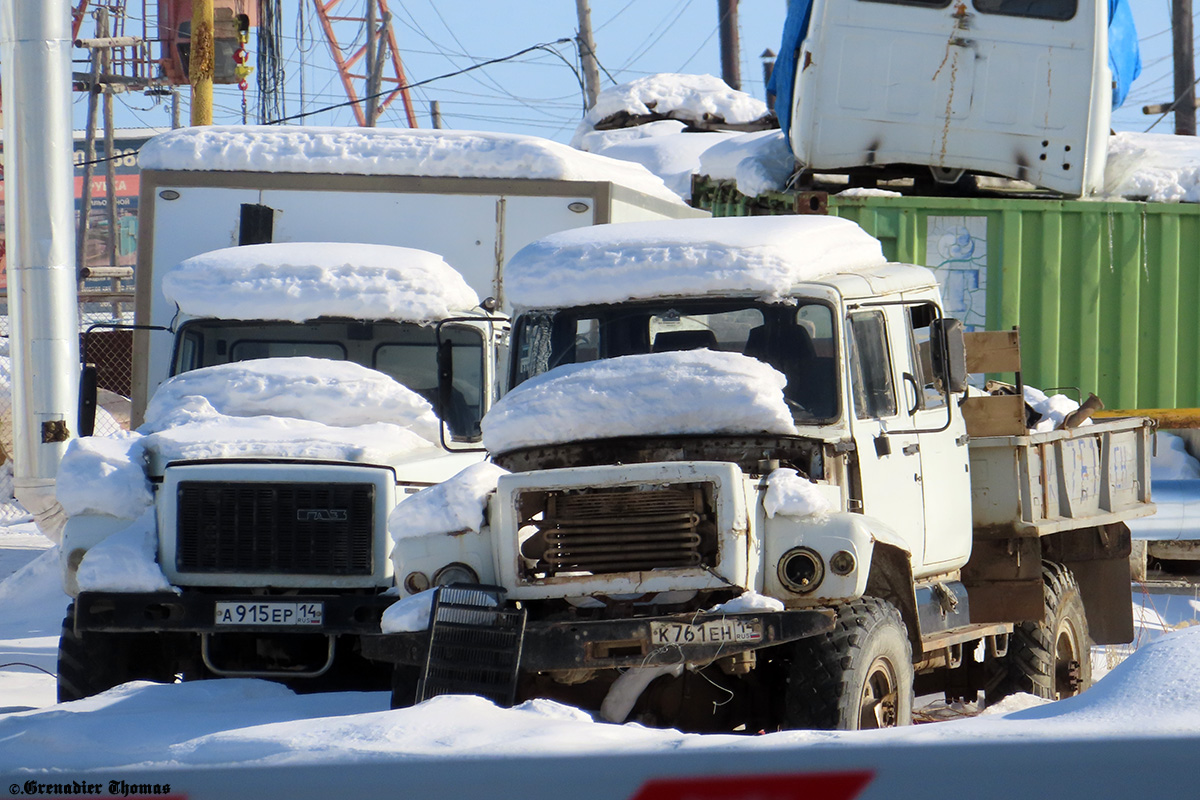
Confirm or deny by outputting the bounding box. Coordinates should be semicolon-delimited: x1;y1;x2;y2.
1093;409;1200;428
189;0;214;126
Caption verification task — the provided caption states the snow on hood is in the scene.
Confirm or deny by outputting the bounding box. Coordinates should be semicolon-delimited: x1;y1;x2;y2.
162;242;480;323
139;359;440;468
481;350;797;454
697;129;795;198
764;468;832;519
142;357;440;439
504;215;886;309
1105;132;1200;203
570;74;769;149
138;125;686;206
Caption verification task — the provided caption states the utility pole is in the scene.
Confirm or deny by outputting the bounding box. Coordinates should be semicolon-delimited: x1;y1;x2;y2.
430;100;443;129
189;0;214;125
718;0;740;91
1173;0;1196;135
575;0;600;109
365;0;378;126
76;10;101;275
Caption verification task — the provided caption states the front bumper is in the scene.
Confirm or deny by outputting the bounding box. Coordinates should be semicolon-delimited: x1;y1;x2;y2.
361;607;835;671
73;591;395;635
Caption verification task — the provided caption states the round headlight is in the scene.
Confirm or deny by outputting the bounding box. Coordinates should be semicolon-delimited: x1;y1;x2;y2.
403;571;431;594
778;547;824;594
433;562;479;587
829;549;856;576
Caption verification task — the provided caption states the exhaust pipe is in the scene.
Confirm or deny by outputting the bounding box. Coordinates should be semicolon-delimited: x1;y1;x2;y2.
0;0;81;541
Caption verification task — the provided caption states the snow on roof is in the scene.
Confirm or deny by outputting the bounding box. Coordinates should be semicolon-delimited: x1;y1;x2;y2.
1105;131;1200;202
138;125;685;205
481;350;797;454
569;74;769;148
162;242;480;323
504;215;887;309
142;357;440;439
697;129;795;198
576;121;739;200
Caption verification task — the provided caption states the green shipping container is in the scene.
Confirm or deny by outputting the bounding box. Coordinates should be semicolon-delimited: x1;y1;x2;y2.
694;182;1200;410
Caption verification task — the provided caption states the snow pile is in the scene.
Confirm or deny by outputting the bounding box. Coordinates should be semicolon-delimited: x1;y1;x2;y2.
139;125;685;205
697;130;795;198
708;591;785;614
838;187;904;198
56;433;151;519
162;243;480;323
143;357;440;441
1023;386;1092;433
380;589;436;634
75;509;174;594
575;121;737;200
505;216;887;309
482;350;797;454
388;461;506;541
569;74;769;149
1104;132;1200;203
1151;431;1200;481
763;468;832;519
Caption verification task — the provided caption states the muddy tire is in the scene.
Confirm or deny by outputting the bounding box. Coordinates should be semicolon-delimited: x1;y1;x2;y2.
784;597;913;730
988;562;1091;703
56;604;175;702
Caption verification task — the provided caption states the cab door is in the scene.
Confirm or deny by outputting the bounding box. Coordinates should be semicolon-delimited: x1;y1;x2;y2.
846;308;926;566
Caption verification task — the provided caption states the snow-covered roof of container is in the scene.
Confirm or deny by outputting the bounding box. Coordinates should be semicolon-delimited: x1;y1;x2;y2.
138;125;685;205
481;350;797;454
570;74;770;149
1105;131;1200;202
161;242;480;323
504;215;887;309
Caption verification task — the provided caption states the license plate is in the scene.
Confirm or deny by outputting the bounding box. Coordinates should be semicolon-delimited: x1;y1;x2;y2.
215;601;324;627
649;618;763;646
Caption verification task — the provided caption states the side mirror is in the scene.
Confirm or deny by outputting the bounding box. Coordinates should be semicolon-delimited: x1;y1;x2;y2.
78;364;98;437
930;318;968;394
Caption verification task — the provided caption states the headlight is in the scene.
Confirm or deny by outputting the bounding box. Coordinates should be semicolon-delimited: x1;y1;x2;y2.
778;547;824;594
433;562;479;587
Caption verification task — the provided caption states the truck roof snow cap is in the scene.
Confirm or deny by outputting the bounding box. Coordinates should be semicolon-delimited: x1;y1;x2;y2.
162;242;480;323
504;215;886;310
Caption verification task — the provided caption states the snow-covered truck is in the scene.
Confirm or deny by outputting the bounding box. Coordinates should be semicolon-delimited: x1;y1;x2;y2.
366;215;1153;731
57;243;505;699
126;125;704;423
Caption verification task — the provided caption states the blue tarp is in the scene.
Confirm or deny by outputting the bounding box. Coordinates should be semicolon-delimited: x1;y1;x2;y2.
767;0;1142;141
1109;0;1141;108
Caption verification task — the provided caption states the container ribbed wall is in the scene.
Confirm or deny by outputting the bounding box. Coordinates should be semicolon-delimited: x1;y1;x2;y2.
694;181;1200;410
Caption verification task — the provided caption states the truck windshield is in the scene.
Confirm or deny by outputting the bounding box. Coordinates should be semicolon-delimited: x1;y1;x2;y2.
172;319;486;440
512;300;839;422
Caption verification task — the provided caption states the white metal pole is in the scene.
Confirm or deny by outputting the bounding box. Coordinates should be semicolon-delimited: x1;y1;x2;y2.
0;0;81;540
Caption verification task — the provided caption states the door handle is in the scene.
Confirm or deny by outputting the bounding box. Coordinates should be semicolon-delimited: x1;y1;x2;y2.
902;443;920;456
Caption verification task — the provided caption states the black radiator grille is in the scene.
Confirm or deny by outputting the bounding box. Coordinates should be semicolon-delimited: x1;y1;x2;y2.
175;481;375;575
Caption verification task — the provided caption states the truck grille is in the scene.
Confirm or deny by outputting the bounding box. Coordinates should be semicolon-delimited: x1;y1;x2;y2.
520;483;715;578
175;481;375;575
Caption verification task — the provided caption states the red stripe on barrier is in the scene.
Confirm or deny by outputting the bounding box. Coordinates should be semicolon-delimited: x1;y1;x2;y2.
628;770;874;800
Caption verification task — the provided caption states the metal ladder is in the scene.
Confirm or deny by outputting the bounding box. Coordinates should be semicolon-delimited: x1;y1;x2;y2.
417;584;526;707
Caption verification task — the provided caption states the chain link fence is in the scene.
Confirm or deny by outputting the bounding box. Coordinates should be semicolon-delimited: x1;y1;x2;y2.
0;289;135;524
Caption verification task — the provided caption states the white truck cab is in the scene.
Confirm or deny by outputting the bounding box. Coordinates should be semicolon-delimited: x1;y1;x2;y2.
787;0;1112;195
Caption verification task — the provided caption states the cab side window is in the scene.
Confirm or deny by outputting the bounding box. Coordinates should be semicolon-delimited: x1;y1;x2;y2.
848;311;897;419
972;0;1075;21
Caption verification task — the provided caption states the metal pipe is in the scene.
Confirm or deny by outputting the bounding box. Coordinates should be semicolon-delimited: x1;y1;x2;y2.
0;0;82;541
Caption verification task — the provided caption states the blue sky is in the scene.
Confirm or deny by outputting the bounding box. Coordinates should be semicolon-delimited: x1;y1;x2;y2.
82;1;1188;140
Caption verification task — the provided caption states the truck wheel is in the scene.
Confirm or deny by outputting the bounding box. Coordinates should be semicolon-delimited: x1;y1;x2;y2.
988;562;1091;703
56;604;174;702
784;597;913;730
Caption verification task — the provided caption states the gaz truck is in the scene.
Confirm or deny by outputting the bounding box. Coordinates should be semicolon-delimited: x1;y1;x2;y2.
57;126;703;701
364;215;1153;731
